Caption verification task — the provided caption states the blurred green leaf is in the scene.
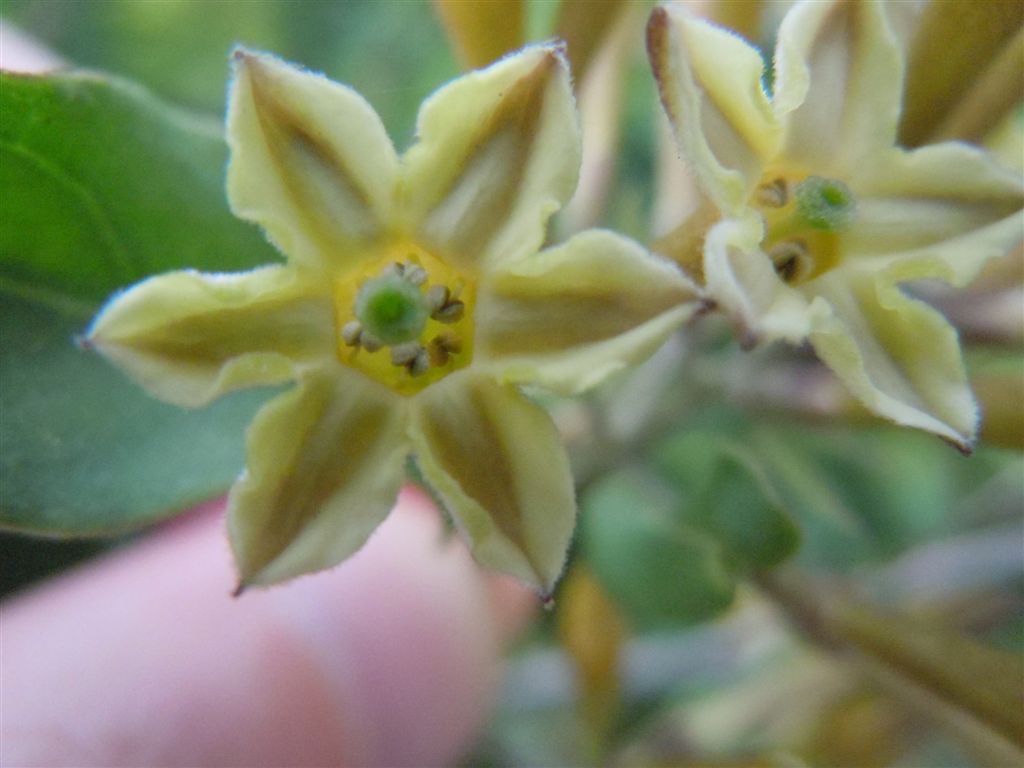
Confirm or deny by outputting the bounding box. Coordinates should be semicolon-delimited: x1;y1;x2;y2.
0;295;269;536
690;448;800;572
656;431;800;572
581;470;736;630
750;425;977;569
0;70;279;535
2;1;458;144
1;70;276;303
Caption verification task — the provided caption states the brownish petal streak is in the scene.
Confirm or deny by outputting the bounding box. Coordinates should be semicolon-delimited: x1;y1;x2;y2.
482;269;689;357
417;379;534;570
646;8;678;134
244;391;394;577
651;199;721;283
115;296;333;365
243;55;376;250
426;52;557;261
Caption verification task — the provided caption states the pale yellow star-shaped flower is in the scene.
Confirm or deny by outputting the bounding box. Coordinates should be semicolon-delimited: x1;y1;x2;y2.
88;45;699;593
648;0;1024;451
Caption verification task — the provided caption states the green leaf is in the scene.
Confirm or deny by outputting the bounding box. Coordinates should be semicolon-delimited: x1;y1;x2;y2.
581;470;736;630
0;70;280;535
749;425;974;568
0;295;270;535
689;448;800;571
0;70;277;303
656;431;800;572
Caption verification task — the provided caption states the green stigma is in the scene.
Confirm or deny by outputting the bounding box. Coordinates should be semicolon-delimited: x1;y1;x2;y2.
355;273;428;345
795;176;856;231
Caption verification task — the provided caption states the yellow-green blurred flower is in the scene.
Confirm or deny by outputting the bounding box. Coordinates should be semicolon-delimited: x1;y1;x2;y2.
88;45;698;593
648;0;1023;451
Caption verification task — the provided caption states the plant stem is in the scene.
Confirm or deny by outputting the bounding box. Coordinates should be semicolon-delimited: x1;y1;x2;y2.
757;568;1024;767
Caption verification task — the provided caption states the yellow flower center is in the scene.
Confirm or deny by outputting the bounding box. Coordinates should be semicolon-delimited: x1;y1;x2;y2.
333;243;476;395
751;170;856;284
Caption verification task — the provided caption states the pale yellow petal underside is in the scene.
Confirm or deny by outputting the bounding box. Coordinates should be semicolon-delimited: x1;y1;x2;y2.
809;272;978;451
229;365;409;588
774;0;902;173
87;266;333;408
703;218;811;346
845;143;1024;285
647;4;778;215
409;371;576;594
477;229;702;395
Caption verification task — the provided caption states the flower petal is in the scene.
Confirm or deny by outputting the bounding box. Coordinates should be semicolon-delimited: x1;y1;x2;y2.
86;266;334;407
647;4;779;215
809;271;978;450
401;44;580;272
774;0;902;172
229;365;408;588
409;371;575;594
476;229;701;395
227;49;399;269
845;143;1024;285
703;218;812;346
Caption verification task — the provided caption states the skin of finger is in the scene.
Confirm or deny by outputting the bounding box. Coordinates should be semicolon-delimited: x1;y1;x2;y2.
0;490;533;768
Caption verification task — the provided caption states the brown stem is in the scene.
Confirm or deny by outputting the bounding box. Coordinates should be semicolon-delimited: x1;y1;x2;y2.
758;569;1024;766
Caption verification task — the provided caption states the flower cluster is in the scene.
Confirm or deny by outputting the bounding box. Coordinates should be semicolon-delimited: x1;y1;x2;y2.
88;44;699;593
88;0;1022;593
647;0;1023;452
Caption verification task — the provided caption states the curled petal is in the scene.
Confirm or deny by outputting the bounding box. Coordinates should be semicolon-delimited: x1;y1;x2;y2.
401;43;580;272
227;49;399;269
809;271;978;451
477;229;701;395
86;266;334;407
774;0;902;172
647;4;778;215
703;218;812;346
846;143;1024;285
409;372;575;594
229;365;409;588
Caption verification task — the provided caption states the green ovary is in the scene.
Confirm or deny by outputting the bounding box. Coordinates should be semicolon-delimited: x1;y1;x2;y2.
355;274;428;344
795;176;856;231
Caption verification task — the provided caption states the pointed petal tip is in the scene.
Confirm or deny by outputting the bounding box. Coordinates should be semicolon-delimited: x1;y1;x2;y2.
230;46;274;75
525;39;569;79
696;297;718;316
538;37;568;60
738;327;761;351
231;581;247;598
230;46;255;66
496;39;567;77
943;435;975;457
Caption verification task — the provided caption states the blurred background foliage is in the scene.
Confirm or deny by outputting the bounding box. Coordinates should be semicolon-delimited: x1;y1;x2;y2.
1;1;1022;766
